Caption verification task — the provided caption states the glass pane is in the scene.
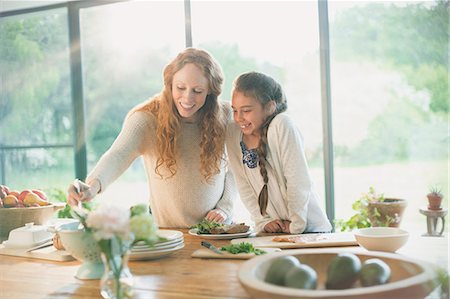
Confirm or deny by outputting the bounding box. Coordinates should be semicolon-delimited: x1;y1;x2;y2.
191;1;324;222
0;8;73;191
0;9;72;146
329;1;448;232
80;1;185;208
1;147;74;194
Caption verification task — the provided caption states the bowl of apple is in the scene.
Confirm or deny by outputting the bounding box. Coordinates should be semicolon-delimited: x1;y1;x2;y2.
0;185;65;241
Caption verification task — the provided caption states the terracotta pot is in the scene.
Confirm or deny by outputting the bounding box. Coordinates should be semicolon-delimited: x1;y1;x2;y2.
368;198;407;227
426;194;443;210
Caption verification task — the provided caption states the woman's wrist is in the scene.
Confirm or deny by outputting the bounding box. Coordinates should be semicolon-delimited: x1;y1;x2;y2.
87;178;102;195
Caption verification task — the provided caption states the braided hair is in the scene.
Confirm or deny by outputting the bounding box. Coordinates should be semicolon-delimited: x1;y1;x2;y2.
233;72;287;215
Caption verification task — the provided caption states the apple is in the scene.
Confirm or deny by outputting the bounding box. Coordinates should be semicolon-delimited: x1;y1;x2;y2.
19;189;32;202
8;190;20;199
31;189;47;200
3;194;19;208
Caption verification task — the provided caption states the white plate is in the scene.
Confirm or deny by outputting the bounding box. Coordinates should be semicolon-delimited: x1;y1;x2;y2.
188;228;253;240
134;229;183;247
156;229;183;241
129;243;184;261
131;239;184;252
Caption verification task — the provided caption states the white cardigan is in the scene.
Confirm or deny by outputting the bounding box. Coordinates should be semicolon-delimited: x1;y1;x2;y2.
226;113;332;234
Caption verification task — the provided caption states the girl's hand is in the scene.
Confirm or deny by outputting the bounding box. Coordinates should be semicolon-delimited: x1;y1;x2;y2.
206;208;227;223
264;219;285;233
282;220;291;234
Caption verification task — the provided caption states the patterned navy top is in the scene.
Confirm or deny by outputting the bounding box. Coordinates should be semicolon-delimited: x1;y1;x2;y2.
240;141;258;169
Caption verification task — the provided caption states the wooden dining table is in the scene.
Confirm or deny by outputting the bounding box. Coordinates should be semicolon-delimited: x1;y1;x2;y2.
0;228;448;299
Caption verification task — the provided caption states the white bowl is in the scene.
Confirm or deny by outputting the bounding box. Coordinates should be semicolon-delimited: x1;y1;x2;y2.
354;227;409;252
58;229;103;280
239;248;437;299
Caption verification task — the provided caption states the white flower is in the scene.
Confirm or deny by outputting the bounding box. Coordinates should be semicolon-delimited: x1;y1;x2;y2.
86;204;130;240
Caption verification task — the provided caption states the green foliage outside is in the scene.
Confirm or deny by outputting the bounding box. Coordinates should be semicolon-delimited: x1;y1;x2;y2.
328;0;448;166
0;1;447;187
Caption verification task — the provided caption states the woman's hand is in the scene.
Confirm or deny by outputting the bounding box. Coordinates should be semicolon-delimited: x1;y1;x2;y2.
66;179;100;207
264;219;286;233
205;208;227;223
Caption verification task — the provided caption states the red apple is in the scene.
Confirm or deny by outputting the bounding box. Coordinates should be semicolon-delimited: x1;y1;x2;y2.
31;189;47;200
19;189;32;202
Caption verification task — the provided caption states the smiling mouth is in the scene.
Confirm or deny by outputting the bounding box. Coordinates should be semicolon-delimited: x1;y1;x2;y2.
240;123;251;129
180;102;195;110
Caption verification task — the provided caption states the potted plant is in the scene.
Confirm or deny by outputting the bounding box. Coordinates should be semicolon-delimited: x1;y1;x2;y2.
427;186;444;210
335;187;407;232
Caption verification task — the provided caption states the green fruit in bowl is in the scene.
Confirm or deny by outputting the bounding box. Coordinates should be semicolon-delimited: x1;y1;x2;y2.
284;263;317;290
265;255;301;285
326;253;361;289
360;258;391;286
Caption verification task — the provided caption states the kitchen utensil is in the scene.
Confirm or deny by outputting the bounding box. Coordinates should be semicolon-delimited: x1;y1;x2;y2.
201;241;223;254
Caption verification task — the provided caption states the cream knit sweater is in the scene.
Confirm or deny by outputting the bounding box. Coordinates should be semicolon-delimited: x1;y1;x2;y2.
86;110;236;228
226;113;332;234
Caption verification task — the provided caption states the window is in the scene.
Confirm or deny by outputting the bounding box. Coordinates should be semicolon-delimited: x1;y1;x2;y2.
79;1;185;208
328;1;448;231
191;1;325;222
0;8;73;191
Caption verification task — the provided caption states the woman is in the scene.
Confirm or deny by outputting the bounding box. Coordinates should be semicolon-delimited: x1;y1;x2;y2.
226;71;331;234
67;48;236;228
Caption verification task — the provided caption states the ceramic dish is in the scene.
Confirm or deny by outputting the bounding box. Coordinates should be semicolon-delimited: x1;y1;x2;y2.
3;223;53;249
129;243;184;261
238;247;437;299
354;227;409;252
131;239;184;252
188;228;253;240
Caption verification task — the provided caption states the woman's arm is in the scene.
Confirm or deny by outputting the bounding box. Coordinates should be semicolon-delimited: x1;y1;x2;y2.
85;111;152;195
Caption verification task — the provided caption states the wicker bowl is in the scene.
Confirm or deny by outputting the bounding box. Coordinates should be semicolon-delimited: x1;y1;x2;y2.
0;203;65;241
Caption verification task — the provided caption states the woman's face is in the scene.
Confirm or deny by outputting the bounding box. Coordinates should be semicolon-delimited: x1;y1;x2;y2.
172;63;209;121
232;90;270;137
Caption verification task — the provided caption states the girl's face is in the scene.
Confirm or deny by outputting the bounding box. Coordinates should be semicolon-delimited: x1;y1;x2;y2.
232;90;271;137
172;63;209;121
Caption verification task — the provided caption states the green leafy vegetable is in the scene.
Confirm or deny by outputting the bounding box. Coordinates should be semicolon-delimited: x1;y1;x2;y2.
220;242;266;255
191;219;223;234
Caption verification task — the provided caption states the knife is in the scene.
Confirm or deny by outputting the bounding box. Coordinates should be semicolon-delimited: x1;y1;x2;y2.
201;241;223;255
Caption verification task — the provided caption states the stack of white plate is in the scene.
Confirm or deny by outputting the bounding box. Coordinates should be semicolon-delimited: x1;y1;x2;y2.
130;229;184;261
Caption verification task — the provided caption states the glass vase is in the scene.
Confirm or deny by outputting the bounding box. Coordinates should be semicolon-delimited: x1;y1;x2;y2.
100;251;133;299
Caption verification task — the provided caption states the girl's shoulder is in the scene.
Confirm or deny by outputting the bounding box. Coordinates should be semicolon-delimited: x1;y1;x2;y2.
270;113;296;130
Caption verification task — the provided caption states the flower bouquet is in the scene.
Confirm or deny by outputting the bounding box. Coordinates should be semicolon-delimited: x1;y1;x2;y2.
71;203;160;299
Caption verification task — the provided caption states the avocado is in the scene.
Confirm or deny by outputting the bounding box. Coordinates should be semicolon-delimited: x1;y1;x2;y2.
326;253;361;289
284;263;318;290
360;258;391;286
265;255;301;286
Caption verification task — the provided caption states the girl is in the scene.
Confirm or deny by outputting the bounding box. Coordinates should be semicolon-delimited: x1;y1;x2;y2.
226;72;331;234
67;48;236;228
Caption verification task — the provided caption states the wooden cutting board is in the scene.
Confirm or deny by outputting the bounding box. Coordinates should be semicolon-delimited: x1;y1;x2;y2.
0;244;74;262
191;247;281;259
231;232;358;249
